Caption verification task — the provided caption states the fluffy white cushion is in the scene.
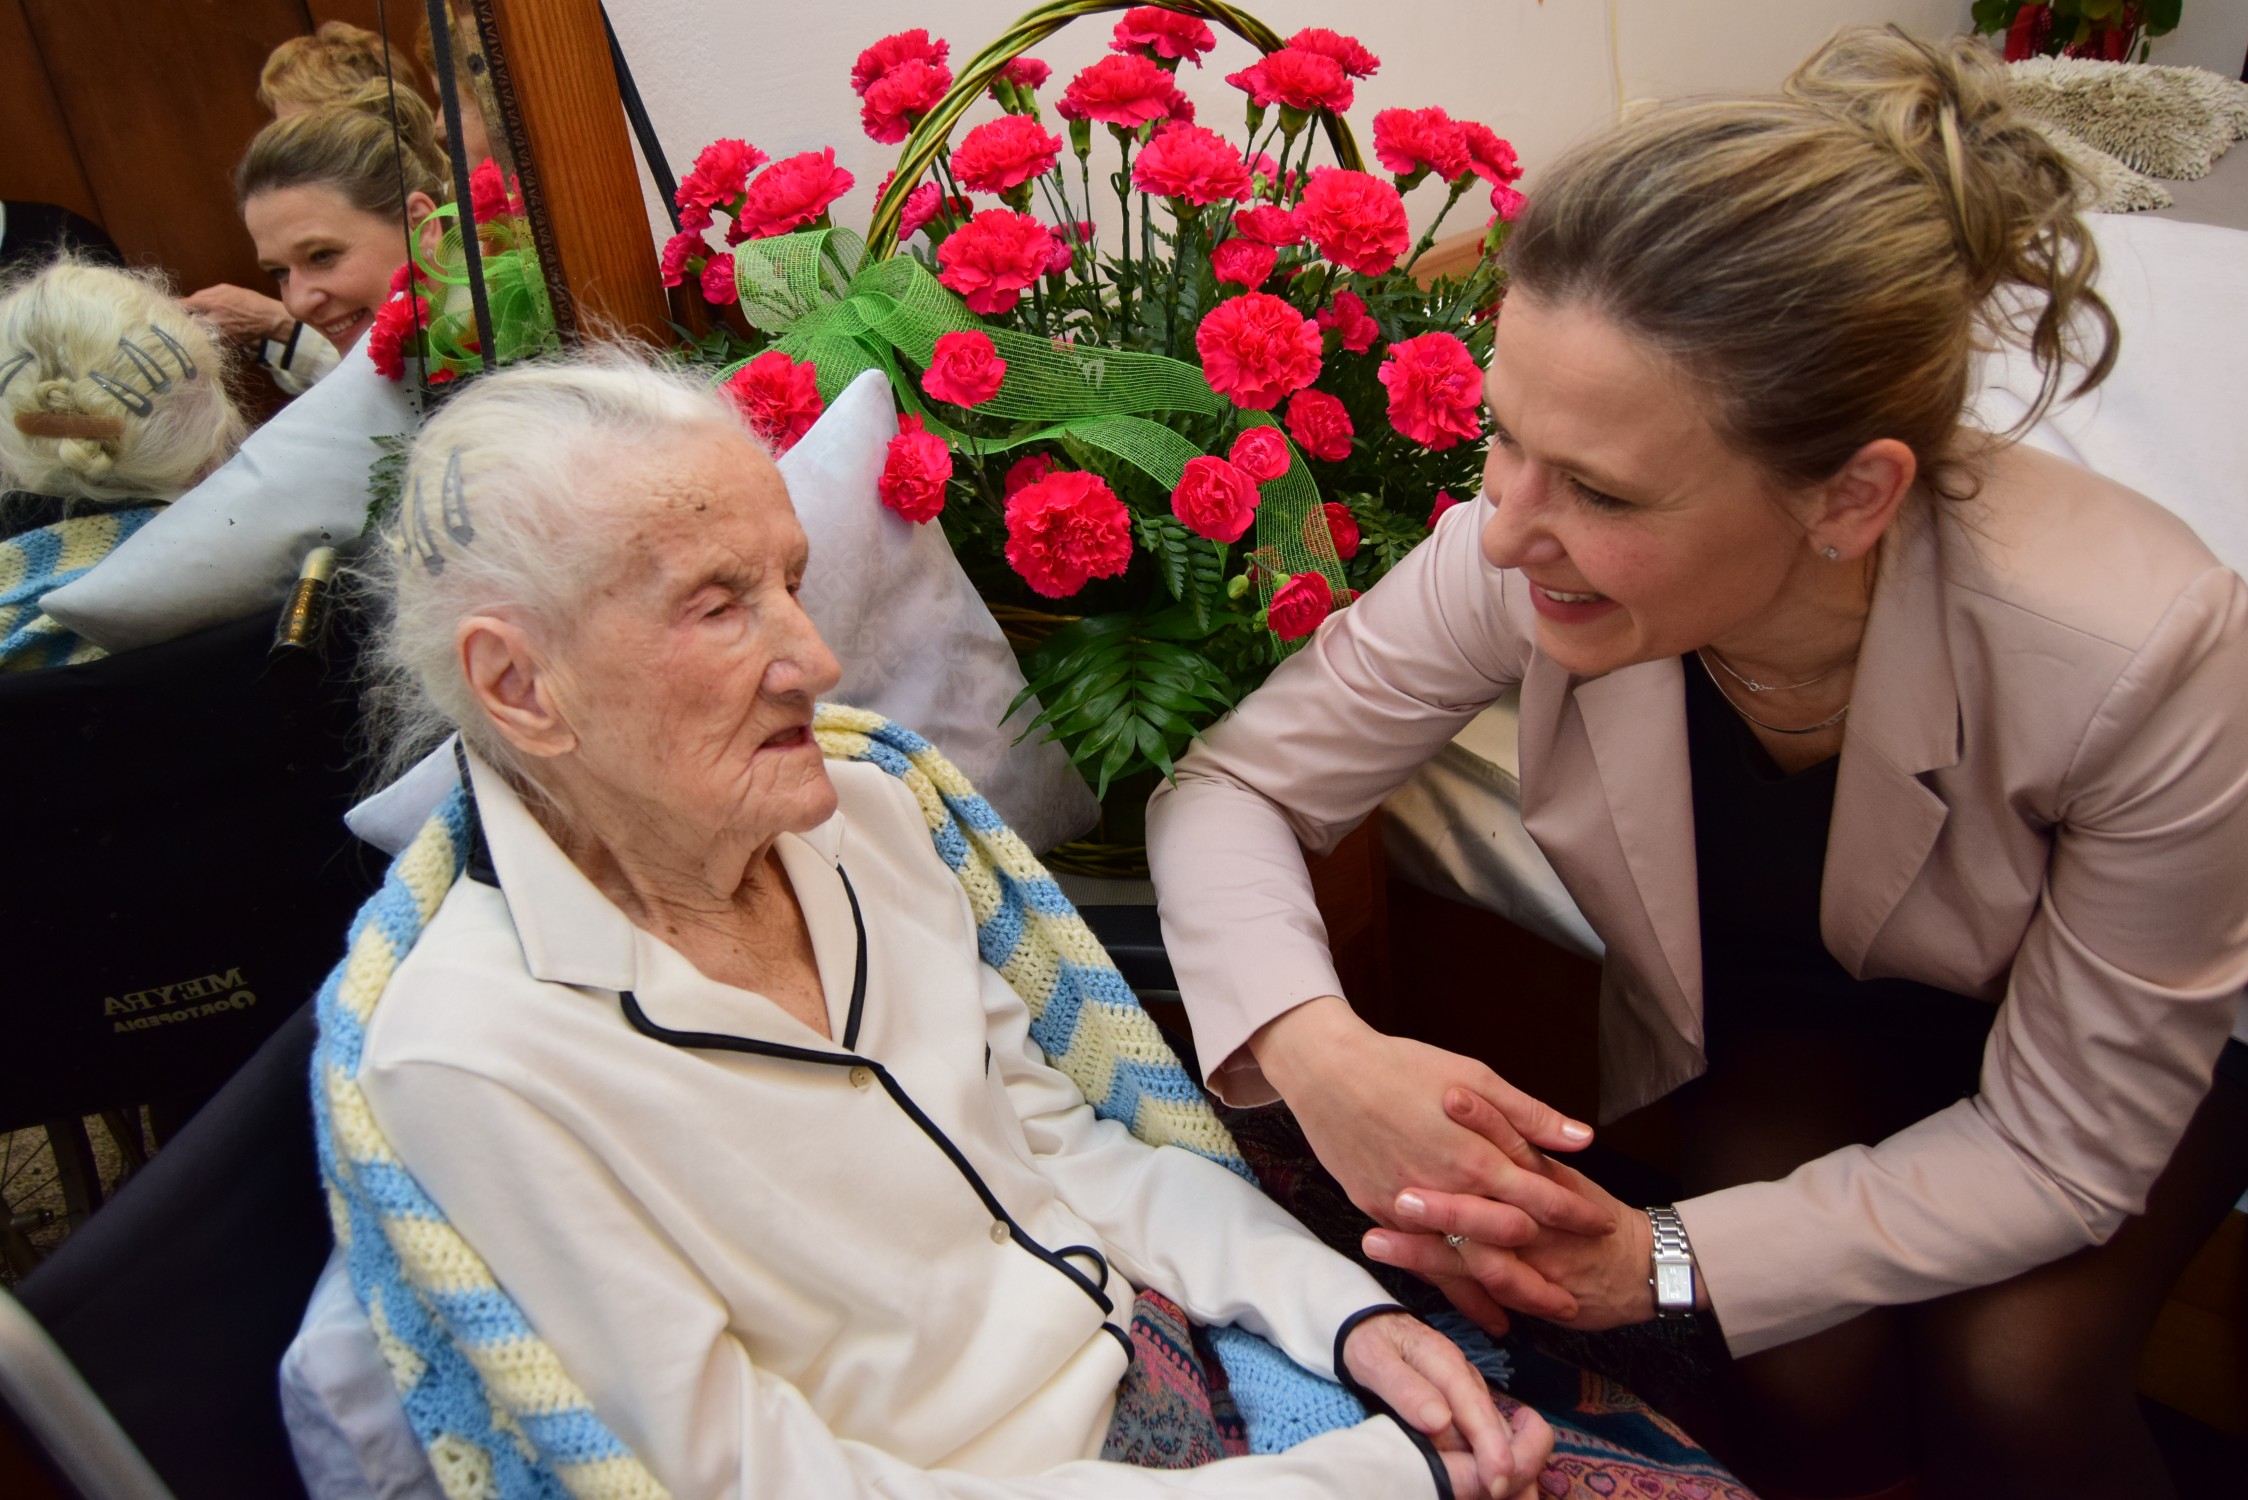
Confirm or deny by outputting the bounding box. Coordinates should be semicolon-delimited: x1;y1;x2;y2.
277;1251;445;1500
343;370;1094;857
40;337;414;654
2007;58;2248;180
2032;119;2172;214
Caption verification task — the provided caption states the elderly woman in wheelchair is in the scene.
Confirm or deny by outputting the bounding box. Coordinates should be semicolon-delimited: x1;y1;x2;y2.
332;356;1551;1500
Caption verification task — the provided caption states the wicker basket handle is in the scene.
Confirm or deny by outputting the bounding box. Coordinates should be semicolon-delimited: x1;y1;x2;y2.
864;0;1365;260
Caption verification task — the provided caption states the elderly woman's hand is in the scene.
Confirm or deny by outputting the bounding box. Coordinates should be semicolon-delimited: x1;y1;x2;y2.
1366;1163;1689;1333
183;284;296;346
1342;1311;1553;1498
1251;998;1610;1248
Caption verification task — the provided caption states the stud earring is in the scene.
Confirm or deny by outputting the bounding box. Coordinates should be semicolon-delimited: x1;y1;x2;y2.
1821;545;1840;560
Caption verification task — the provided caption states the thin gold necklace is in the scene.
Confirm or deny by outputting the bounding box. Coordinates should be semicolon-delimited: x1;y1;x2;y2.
1695;650;1851;735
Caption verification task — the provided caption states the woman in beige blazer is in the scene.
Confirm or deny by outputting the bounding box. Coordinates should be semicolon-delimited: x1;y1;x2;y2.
1147;30;2248;1500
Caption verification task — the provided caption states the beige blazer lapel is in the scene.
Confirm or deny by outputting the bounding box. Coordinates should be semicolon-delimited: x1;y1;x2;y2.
1570;656;1704;1042
1823;511;1961;974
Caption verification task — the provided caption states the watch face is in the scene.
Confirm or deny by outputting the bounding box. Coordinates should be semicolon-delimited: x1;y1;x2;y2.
1654;1262;1695;1307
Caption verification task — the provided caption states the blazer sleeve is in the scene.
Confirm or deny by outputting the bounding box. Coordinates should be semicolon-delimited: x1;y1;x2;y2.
1146;495;1533;1102
1677;565;2248;1355
978;961;1401;1385
366;1053;1440;1500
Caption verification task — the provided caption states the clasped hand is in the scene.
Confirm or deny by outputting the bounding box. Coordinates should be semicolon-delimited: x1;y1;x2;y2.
1252;998;1659;1333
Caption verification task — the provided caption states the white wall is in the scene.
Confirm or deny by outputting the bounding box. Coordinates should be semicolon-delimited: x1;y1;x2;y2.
2147;0;2248;77
606;0;2243;246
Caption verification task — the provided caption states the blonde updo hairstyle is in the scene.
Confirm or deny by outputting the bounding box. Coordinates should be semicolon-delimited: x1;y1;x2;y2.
257;21;396;114
361;351;765;786
0;258;244;505
1503;26;2116;502
236;79;452;221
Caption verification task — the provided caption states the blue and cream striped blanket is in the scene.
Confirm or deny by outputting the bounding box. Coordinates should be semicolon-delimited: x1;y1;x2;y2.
0;504;159;671
311;705;1366;1500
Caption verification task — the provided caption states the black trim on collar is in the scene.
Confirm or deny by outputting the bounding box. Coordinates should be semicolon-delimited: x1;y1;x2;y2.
1102;1321;1135;1366
1332;1304;1453;1500
836;866;868;1050
280;318;305;368
614;862;1112;1320
452;742;499;887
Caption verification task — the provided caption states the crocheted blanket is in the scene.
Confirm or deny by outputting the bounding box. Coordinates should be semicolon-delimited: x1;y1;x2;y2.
312;705;1365;1500
0;505;159;671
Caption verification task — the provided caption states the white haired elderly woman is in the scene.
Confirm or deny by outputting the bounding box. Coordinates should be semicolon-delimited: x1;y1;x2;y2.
0;257;242;669
352;354;1552;1500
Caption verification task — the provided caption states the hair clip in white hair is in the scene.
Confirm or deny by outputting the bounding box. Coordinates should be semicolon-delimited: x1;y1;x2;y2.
0;352;33;399
115;336;173;395
145;327;199;382
87;371;155;416
405;449;476;575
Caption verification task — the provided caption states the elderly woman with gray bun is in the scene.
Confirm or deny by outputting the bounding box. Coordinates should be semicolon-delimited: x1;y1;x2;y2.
0;257;242;668
352;355;1552;1500
1148;28;2248;1500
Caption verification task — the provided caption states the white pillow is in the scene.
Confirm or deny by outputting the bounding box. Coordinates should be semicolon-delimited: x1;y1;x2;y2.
342;371;1096;857
278;1250;446;1500
790;370;1097;853
41;337;415;654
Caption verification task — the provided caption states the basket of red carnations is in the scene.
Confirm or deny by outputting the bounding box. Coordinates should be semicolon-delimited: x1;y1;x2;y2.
663;0;1521;828
365;158;559;391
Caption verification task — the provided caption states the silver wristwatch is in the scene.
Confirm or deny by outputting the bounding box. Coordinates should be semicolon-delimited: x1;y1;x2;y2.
1646;1205;1696;1319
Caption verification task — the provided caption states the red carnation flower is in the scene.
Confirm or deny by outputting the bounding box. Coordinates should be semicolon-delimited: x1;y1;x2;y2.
1041;228;1075;277
699;251;739;306
952;116;1063;197
723;351;824;454
879;414;952;524
877;171;959;241
1228;426;1291;483
1428;491;1462;528
1297;168;1411;275
1196;291;1322;411
1285;388;1354;462
1487;182;1527;224
852;29;949;95
1004;469;1134;598
1458;122;1523;186
1210;237;1277;288
1058;53;1185;130
1232;204;1304;246
678;198;714;235
1380;332;1485;451
1004;452;1054;496
366;293;429;381
936;209;1058;315
469;158;518;222
676;138;768;218
1372;106;1470;182
1132;123;1252;205
1315;290;1380;353
424;368;458;386
737;150;855;240
861;57;951;144
1170;455;1260;544
659;231;702;288
1001;57;1051;90
1286;27;1381;78
1111;6;1217;66
922;329;1007;407
1267;570;1334;641
1322;501;1361;561
1226;48;1353;113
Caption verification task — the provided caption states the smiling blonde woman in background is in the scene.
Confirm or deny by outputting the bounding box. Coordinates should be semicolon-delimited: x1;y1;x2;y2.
186;84;448;394
1148;28;2248;1500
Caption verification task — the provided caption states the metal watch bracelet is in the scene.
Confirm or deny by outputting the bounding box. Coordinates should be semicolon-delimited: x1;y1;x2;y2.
1647;1204;1697;1319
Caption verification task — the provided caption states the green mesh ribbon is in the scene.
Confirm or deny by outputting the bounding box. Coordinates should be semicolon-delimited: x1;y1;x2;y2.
407;203;560;377
721;230;1345;644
